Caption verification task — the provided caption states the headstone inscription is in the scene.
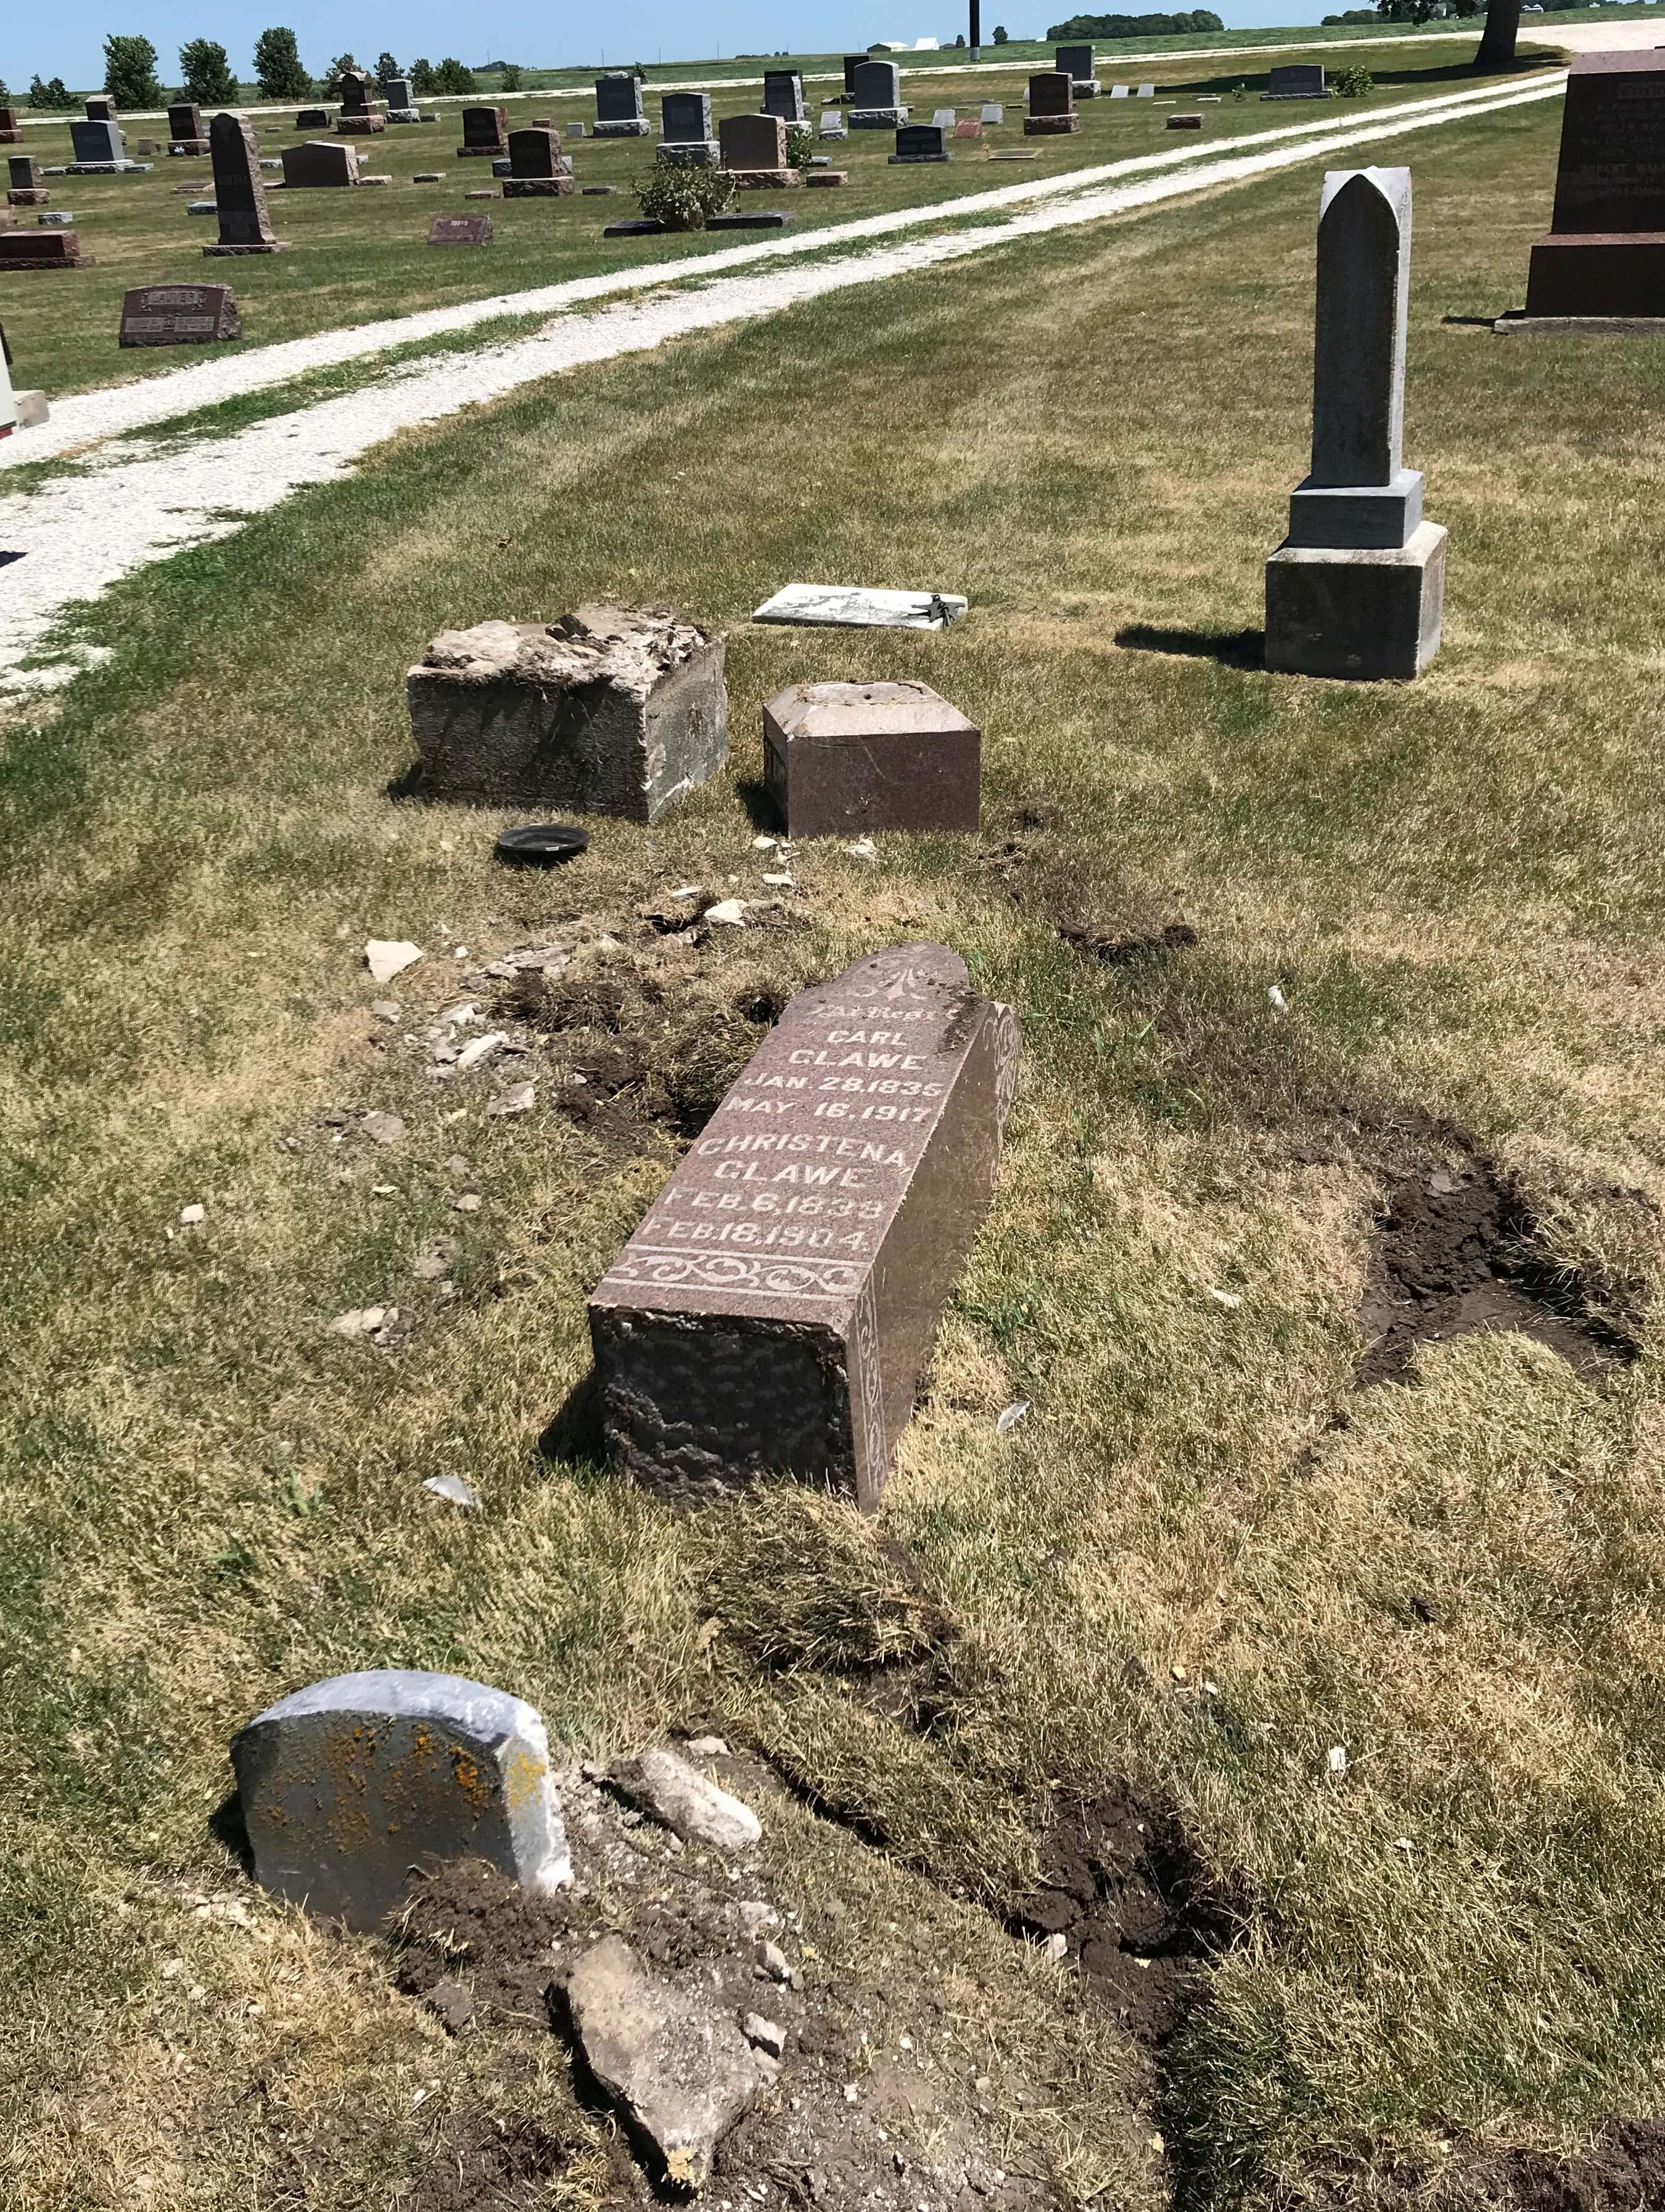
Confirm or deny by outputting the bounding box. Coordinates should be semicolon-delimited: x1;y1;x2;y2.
0;108;22;146
1026;72;1079;135
891;122;950;164
1264;64;1326;100
763;680;980;838
205;112;288;253
588;943;1020;1512
233;1670;572;1929
980;101;1004;124
1056;43;1099;93
850;59;907;128
763;70;807;125
0;228;94;269
335;69;385;133
458;105;509;157
8;155;48;206
405;605;728;820
120;281;240;346
1518;50;1665;322
594;72;651;137
281;139;358;188
168;101;208;154
1265;167;1445;680
660;91;720;165
429;212;493;244
504;128;574;195
719;112;797;185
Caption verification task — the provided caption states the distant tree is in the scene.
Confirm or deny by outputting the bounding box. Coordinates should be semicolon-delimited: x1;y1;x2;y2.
0;75;9;100
375;50;401;84
179;39;237;104
955;29;967;43
993;22;1010;38
1046;12;1223;35
409;56;437;93
319;52;360;97
29;73;73;108
631;60;649;78
252;26;311;98
499;61;523;89
103;33;164;106
432;57;477;93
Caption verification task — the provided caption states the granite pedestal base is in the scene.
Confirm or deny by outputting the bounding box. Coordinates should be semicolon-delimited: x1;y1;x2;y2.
204;240;290;255
1495;312;1665;336
657;140;721;165
593;118;652;137
850;107;908;127
731;167;800;188
1265;521;1445;681
502;176;574;196
1024;114;1079;134
1523;233;1665;318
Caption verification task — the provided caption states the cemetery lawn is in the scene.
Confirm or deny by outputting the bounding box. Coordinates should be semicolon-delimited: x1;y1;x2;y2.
9;68;1665;2212
3;35;1554;404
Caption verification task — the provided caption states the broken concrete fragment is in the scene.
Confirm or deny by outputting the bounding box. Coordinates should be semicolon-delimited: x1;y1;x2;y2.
562;1934;772;2190
754;1939;792;1983
361;1110;406;1145
406;605;728;822
487;1083;536;1117
422;1472;480;1508
414;1237;461;1280
366;939;424;984
742;2012;786;2058
608;1746;763;1852
232;1669;570;1929
426;1976;476;2032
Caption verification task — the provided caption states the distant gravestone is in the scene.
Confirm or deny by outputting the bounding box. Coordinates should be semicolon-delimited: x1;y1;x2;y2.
818;109;849;140
1267;167;1445;680
1025;72;1079;135
385;77;416;117
842;54;867;96
296;107;329;128
1168;112;1204;130
660;90;720;165
0;107;22;146
120;281;240;346
763;70;807;125
70;119;125;165
168;101;208;153
206;112;287;254
1055;42;1098;92
406;605;728;818
1110;83;1129;99
955;117;982;139
980;101;1003;124
763;680;980;838
281;139;358;187
504;126;574;195
86;96;117;123
336;68;385;133
850;59;906;128
233;1670;572;1931
720;112;794;183
567;118;585;138
0;227;94;269
1136;82;1155;98
1264;64;1326;100
8;155;47;205
429;212;493;244
458;105;509;157
1520;50;1665;321
589;942;1020;1511
892;122;950;164
595;72;651;136
932;106;955;129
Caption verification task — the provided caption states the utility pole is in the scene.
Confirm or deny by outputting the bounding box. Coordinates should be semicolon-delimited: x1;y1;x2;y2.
970;0;981;59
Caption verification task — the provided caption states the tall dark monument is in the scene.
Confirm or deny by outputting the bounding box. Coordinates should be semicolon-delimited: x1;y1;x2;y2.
204;112;288;255
1520;49;1665;321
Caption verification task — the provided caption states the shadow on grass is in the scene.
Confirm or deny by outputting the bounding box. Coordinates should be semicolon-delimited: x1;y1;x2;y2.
1117;622;1264;670
734;774;783;834
538;1366;609;1473
208;1789;255;1876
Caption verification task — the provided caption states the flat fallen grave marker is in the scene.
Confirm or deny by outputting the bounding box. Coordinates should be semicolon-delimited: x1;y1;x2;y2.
429;212;493;246
120;281;240;345
589;944;1019;1509
752;582;967;629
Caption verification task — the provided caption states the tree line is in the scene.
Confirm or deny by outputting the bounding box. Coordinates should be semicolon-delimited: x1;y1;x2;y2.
6;33;520;111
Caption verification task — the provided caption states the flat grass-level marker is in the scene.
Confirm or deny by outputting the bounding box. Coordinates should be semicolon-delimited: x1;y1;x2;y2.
752;584;968;628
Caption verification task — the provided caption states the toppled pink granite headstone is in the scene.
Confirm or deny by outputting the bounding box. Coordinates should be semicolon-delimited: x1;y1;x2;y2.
406;605;728;821
589;943;1019;1508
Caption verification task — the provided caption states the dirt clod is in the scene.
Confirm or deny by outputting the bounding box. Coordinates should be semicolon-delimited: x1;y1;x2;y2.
1059;920;1197;967
1458;2116;1665;2209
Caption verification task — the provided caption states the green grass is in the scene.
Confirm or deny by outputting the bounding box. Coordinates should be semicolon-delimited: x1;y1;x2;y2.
6;72;1665;2212
2;38;1549;402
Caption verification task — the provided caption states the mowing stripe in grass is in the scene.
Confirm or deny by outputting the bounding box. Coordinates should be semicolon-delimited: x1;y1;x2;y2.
1;72;1567;474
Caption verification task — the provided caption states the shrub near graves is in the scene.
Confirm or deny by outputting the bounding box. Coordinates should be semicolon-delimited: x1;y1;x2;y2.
785;125;815;167
1333;64;1375;96
636;161;734;230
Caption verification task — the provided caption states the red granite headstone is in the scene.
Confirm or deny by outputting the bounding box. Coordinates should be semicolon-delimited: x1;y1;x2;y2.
0;107;23;145
458;106;509;157
120;281;240;346
589;943;1020;1509
168;101;209;152
763;681;981;837
719;112;789;171
0;229;94;270
429;213;493;245
1524;50;1665;317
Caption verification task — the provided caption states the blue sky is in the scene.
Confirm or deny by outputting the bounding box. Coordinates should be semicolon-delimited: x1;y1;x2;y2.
6;0;1336;92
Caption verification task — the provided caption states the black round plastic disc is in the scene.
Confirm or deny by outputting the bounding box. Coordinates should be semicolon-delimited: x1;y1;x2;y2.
495;823;590;866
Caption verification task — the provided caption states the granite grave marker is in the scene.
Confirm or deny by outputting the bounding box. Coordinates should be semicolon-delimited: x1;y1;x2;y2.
336;68;385;133
206;112;287;253
595;72;651;137
0;107;22;146
167;101;208;154
763;680;980;838
719;112;796;185
851;59;907;128
1026;72;1079;135
8;155;47;206
504;127;573;195
892;122;950;163
282;139;358;187
589;943;1020;1510
70;119;125;165
120;281;240;345
1264;64;1326;99
763;70;807;125
458;105;509;157
1518;49;1665;322
429;212;493;244
1056;43;1099;92
0;228;94;269
660;91;720;165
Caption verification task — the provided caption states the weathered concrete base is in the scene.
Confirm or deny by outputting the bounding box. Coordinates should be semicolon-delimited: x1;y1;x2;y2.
657;139;722;165
890;151;950;163
7;190;51;205
1524;231;1665;318
1495;312;1665;337
593;118;652;136
14;390;49;427
1265;520;1446;681
1024;114;1080;134
502;176;574;196
203;240;289;255
1288;466;1423;550
730;167;801;188
850;106;909;126
406;604;728;820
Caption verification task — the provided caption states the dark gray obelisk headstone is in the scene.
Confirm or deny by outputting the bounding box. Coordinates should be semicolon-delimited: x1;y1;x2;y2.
1266;167;1445;680
589;943;1020;1510
232;1670;572;1928
205;112;287;254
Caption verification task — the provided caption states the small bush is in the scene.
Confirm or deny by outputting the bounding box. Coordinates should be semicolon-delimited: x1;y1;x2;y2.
784;124;814;168
1231;78;1247;100
636;161;734;231
433;57;477;94
500;62;523;91
1333;63;1375;96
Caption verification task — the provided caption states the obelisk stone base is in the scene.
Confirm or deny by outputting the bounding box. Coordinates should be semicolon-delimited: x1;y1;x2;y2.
1265;520;1445;680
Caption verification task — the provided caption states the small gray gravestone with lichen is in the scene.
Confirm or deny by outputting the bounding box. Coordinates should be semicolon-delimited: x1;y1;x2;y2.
1265;167;1445;680
232;1670;571;1929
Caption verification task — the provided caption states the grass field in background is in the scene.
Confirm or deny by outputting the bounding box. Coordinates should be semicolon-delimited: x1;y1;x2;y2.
7;60;1665;2212
1;35;1554;401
